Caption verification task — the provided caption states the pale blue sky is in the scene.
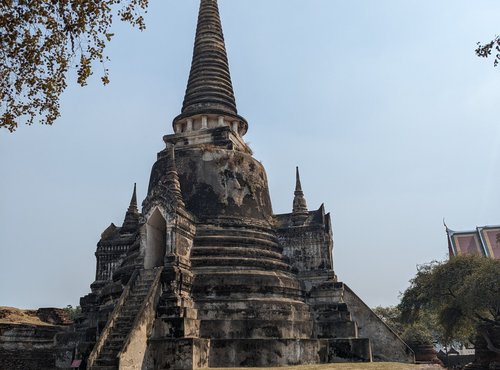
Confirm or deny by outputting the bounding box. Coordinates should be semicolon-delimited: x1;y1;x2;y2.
1;0;500;309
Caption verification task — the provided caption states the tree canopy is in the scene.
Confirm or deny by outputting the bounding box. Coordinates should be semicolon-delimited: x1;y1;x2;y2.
0;0;149;132
399;256;500;357
373;305;439;347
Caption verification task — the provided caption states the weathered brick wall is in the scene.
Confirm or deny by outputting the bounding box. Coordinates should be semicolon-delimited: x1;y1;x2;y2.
0;307;82;370
0;324;61;370
278;224;333;273
342;284;415;363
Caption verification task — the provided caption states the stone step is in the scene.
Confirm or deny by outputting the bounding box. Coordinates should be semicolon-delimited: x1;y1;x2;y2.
113;322;134;331
95;358;118;367
108;338;127;346
139;277;155;282
125;298;144;305
119;313;138;321
101;345;121;356
109;325;130;333
191;256;291;271
134;282;151;288
114;316;135;325
109;331;128;340
123;303;142;309
117;311;135;318
193;238;282;254
104;337;124;347
136;283;153;288
99;348;120;358
127;294;145;300
121;308;141;316
200;319;313;339
138;276;156;282
123;301;142;308
192;246;284;260
130;291;148;297
129;291;146;298
122;302;142;310
135;281;152;287
116;313;136;321
195;298;312;321
133;286;150;292
141;269;158;275
193;268;298;280
114;320;133;328
192;283;304;301
109;333;127;341
97;353;118;363
193;272;303;291
127;295;145;300
123;301;143;308
194;230;280;246
113;321;132;330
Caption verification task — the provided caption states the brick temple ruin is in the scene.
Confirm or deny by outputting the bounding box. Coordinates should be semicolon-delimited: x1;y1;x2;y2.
1;0;415;369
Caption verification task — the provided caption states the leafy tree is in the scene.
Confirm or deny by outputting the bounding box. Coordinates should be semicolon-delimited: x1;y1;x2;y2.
373;305;438;345
476;36;500;67
63;304;81;321
401;323;434;346
399;256;500;368
373;305;405;336
0;0;149;132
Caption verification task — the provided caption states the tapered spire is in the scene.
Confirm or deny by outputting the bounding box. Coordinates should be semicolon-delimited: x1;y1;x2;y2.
292;167;308;225
128;183;137;212
122;183;140;233
182;0;236;115
174;0;247;135
164;145;185;209
295;168;304;193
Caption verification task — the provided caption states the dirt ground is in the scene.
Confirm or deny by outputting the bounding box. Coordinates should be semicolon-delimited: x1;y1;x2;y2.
211;363;443;370
0;306;51;326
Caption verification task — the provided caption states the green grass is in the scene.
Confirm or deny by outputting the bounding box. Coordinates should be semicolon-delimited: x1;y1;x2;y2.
211;363;442;370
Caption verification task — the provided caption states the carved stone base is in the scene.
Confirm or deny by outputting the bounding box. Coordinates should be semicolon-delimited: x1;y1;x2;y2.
207;338;372;368
148;338;209;370
152;316;200;339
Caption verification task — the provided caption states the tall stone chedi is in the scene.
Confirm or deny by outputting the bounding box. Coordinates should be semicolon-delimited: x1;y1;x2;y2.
77;1;414;369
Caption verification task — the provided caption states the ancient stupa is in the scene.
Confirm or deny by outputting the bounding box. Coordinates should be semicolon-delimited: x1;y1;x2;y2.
75;1;414;368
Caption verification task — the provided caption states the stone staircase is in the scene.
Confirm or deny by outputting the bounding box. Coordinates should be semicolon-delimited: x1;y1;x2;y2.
304;279;373;362
88;269;159;370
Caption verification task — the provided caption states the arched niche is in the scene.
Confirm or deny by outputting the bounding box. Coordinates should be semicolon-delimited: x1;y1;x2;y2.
144;208;167;269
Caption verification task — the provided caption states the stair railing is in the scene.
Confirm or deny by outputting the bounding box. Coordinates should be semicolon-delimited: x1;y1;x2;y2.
87;269;139;369
118;267;164;368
